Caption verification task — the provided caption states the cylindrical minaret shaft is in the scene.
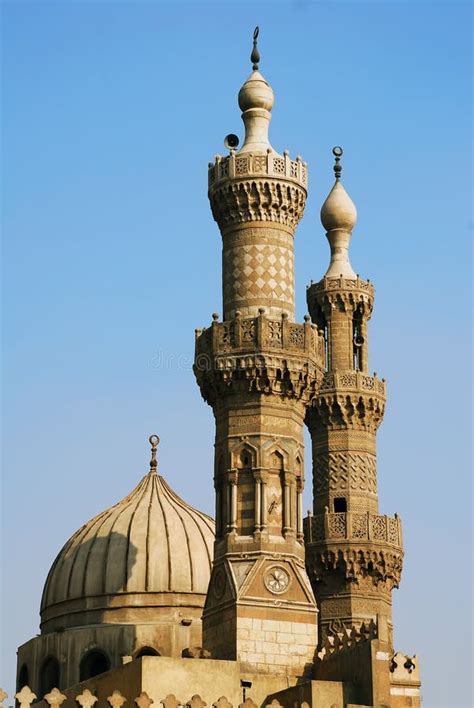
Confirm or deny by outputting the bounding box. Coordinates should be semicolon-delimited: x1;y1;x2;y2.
209;65;306;321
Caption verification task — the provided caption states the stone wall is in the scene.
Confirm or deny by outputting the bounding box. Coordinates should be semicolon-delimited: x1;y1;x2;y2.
236;617;317;676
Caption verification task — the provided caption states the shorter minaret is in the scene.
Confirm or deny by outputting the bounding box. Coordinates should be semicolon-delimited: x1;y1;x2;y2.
304;149;404;647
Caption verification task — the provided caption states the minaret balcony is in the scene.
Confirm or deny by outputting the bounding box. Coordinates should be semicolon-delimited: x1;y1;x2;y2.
307;275;375;315
304;509;403;551
194;313;325;405
208;151;308;231
304;509;404;589
320;370;386;397
308;274;374;298
208;150;307;190
195;312;324;359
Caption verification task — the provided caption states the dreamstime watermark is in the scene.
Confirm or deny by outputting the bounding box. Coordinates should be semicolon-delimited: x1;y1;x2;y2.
149;349;214;371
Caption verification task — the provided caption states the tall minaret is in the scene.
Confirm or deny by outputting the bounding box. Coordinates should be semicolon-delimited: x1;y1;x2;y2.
194;29;325;678
304;148;404;647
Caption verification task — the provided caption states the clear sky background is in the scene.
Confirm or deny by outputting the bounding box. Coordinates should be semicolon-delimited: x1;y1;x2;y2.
1;1;472;706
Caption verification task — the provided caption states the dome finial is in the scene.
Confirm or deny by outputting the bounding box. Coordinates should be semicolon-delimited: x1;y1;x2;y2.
333;146;343;181
238;27;274;153
251;26;260;70
320;146;357;278
148;434;160;473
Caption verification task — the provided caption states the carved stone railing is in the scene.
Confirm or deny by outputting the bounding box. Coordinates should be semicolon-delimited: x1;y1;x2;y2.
2;686;289;708
309;275;374;296
304;510;403;550
319;371;386;396
208;150;307;189
195;313;325;361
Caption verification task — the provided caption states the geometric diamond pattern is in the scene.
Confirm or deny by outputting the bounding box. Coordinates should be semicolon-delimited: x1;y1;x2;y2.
223;243;294;304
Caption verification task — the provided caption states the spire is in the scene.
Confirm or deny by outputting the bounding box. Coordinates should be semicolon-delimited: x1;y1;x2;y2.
238;27;275;153
321;147;357;278
148;434;160;473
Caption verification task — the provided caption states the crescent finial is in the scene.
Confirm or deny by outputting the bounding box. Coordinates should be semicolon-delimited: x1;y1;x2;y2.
148;434;160;472
251;26;260;70
332;146;343;180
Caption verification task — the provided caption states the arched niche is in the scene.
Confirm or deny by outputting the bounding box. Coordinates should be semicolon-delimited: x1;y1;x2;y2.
17;663;29;691
134;646;160;658
79;649;110;682
40;656;60;697
233;443;257;536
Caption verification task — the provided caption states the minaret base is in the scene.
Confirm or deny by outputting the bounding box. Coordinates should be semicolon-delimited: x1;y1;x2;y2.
203;554;317;677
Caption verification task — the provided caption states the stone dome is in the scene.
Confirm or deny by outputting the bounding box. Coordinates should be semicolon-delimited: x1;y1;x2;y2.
40;469;215;633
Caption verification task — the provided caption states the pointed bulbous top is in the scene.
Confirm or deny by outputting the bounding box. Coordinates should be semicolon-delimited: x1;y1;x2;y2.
238;27;275;153
321;147;357;278
238;70;274;113
321;179;357;233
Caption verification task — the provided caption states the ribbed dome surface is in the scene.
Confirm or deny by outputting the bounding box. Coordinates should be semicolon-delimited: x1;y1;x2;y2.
41;471;215;619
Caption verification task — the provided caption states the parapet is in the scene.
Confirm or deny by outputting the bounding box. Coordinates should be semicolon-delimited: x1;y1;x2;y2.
307;275;374;315
305;510;403;549
194;311;325;407
390;652;421;707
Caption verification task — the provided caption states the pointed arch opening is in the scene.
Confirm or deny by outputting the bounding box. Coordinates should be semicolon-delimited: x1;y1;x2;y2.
235;444;256;536
295;455;302;478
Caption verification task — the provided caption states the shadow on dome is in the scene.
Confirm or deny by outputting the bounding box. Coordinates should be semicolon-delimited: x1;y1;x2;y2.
41;531;139;632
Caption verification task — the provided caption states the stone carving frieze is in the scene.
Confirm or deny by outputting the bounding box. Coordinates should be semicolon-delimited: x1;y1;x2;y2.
307;388;385;433
313;451;377;495
195;351;323;407
209;178;307;231
306;544;403;590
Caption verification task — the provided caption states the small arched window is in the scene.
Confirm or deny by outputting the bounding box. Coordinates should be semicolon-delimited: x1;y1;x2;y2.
295;457;302;477
135;646;160;658
239;450;251;468
79;650;110;682
353;308;364;371
40;656;60;697
17;663;29;691
312;304;330;371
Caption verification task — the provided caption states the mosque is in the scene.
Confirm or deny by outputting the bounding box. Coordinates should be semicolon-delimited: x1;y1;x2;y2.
13;29;421;708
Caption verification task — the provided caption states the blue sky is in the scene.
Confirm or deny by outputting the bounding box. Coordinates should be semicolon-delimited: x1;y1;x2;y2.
1;1;472;706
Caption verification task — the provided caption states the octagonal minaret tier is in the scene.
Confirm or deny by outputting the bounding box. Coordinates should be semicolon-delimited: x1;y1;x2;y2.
304;149;404;648
195;29;324;680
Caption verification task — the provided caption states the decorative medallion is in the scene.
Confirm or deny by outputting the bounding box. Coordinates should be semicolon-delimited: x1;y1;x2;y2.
212;567;226;600
264;565;290;595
